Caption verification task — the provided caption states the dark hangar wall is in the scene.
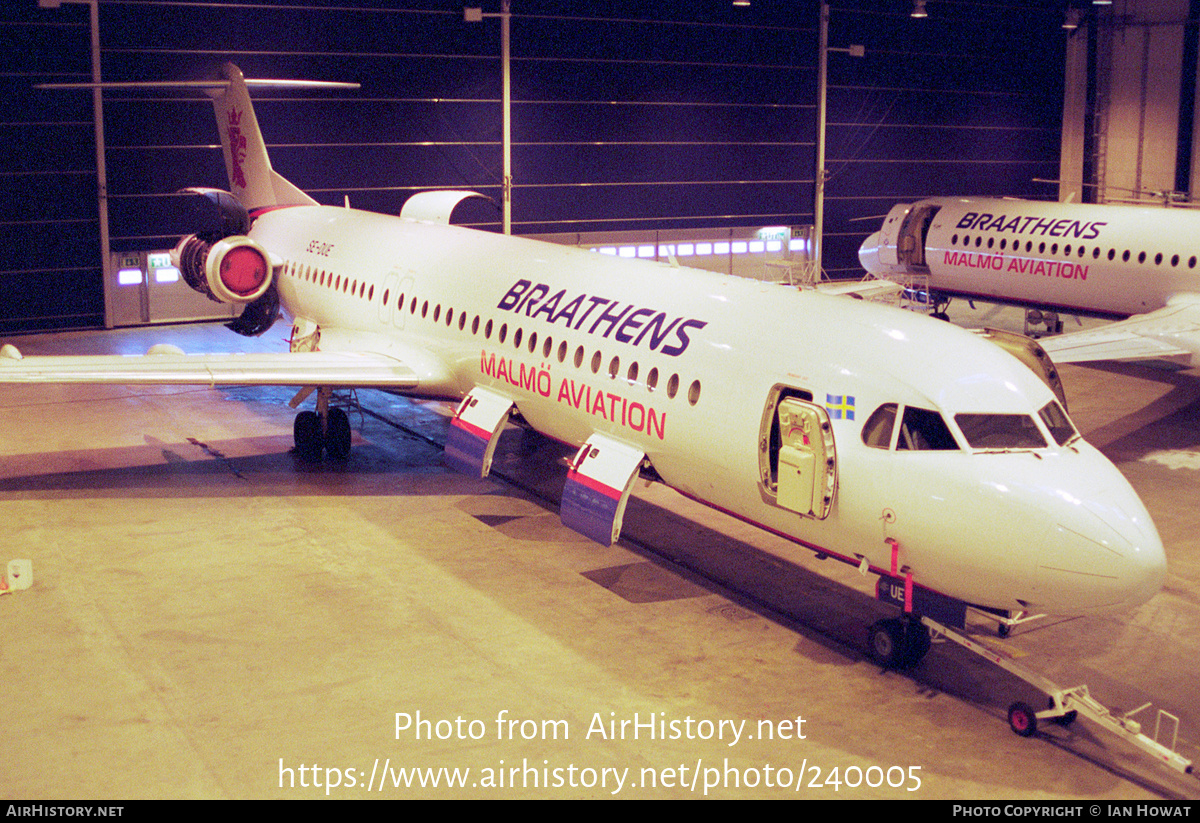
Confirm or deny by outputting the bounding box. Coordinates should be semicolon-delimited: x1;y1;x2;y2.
820;2;1066;277
3;1;1064;334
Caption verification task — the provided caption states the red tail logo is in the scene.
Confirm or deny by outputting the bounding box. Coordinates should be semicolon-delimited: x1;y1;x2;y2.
227;108;247;189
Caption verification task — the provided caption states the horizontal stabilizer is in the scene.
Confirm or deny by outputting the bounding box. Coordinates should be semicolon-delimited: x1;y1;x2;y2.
36;78;359;91
817;277;903;299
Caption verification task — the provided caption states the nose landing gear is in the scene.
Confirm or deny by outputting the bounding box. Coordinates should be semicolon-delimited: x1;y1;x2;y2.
867;617;931;669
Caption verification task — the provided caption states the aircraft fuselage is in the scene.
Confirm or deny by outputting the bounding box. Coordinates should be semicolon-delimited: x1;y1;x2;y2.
860;196;1200;318
255;205;1166;618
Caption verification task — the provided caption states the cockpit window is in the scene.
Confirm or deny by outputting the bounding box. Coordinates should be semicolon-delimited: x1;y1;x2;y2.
861;403;897;449
862;403;958;450
897;406;958;451
955;414;1047;450
1038;401;1079;446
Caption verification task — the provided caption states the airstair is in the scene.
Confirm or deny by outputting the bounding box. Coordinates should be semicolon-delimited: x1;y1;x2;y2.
895;270;933;314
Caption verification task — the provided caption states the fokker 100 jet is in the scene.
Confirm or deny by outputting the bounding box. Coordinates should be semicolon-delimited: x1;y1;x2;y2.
859;196;1200;365
6;65;1165;669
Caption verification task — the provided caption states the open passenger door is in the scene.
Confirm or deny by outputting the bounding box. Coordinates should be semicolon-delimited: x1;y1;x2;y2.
759;388;837;519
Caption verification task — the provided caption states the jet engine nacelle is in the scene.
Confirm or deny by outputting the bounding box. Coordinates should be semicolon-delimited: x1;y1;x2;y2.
173;232;275;305
171;187;280;336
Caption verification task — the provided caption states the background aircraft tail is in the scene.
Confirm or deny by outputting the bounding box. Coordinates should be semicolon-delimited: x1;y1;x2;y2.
208;63;317;214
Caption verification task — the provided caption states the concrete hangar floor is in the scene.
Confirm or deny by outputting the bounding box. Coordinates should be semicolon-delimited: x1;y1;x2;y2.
0;306;1198;801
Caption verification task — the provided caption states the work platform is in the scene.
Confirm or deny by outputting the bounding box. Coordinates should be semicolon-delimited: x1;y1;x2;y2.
0;306;1197;799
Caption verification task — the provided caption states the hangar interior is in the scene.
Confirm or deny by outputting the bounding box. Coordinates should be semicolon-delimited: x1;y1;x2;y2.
7;0;1074;331
2;0;1200;800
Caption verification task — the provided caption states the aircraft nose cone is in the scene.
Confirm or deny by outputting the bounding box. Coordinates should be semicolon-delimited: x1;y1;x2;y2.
1034;455;1166;612
858;231;883;273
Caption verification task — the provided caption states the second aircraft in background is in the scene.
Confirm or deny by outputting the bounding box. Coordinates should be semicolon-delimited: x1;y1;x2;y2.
859;196;1200;365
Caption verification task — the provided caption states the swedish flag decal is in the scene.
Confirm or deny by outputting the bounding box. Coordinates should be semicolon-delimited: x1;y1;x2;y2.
826;393;855;420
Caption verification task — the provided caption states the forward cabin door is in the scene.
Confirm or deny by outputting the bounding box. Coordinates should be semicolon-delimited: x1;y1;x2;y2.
758;387;837;519
896;204;941;269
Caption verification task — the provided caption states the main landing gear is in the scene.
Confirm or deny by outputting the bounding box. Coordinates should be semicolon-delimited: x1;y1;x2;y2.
867;616;931;669
292;386;352;461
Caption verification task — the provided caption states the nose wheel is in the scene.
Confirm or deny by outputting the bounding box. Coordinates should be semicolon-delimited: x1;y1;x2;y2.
868;617;931;668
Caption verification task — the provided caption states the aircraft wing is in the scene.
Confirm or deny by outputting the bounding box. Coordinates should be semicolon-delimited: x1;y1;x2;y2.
0;347;420;388
1039;295;1200;364
816;277;903;299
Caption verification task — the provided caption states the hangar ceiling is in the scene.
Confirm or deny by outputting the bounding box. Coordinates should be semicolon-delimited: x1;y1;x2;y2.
4;1;1070;333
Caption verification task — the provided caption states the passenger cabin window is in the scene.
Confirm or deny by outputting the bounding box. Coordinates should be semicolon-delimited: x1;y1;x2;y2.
955;414;1046;449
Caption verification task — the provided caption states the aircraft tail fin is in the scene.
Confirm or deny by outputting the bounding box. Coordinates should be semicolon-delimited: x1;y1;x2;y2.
207;63;318;213
38;63;356;215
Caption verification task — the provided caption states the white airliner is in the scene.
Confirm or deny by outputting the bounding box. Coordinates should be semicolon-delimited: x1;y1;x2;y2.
859;196;1200;364
8;65;1166;667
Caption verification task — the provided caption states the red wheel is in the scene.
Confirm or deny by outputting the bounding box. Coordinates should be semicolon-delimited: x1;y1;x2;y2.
1008;702;1038;737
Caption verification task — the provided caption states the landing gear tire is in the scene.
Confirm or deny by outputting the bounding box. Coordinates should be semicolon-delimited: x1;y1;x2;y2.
1008;702;1038;737
869;619;904;667
905;620;931;664
868;618;930;669
324;407;351;459
294;410;323;462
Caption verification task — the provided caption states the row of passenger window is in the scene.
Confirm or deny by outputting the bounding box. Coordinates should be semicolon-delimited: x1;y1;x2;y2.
283;260;702;406
288;260;378;300
950;233;1200;269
